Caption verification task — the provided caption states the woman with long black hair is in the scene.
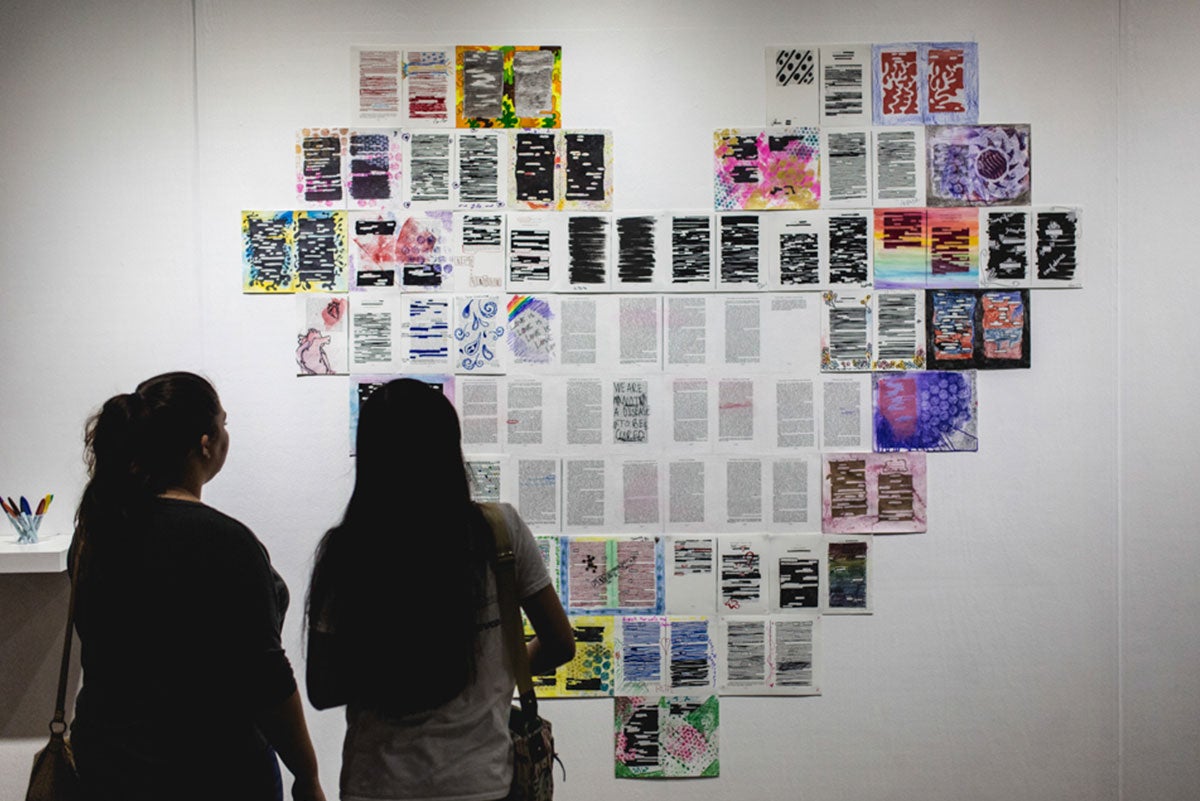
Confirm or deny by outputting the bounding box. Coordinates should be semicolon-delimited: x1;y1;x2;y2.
69;372;324;801
306;378;574;801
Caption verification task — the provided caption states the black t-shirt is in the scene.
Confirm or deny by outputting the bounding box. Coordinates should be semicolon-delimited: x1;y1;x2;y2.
70;497;296;800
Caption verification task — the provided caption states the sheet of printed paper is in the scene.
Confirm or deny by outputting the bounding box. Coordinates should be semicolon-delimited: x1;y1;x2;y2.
766;454;821;532
614;616;717;695
717;614;821;694
873;208;928;288
293;210;349;292
614;295;662;371
1032;206;1081;288
928;207;981;287
350;296;401;374
720;458;766;530
873;370;978;452
613;213;667;291
564;214;613;290
981;208;1031;287
820;374;872;452
402;131;454;208
664;295;715;372
765;212;823;289
348;211;399;288
456;46;561;129
402;47;454;127
457;376;504;449
351;47;403;124
563;457;612;531
873;126;926;206
819;45;872;126
716;213;766;290
666;213;715;290
504;376;564;451
344;128;402;209
826;210;874;287
507;212;566;291
926;125;1031;207
514;456;561;533
454;212;506;290
561;536;663;615
715;296;768;371
822;452;928;534
762;293;822;371
826;536;872;614
464;453;506;504
455;131;507;209
544;615;613;698
453;294;508;373
618;458;664;532
397;294;452;371
821;289;873;372
296;127;346;208
714;376;767;452
665;535;717;614
561;130;613;211
770;378;817;450
669;374;714;445
506;294;561;370
714;128;821;210
295;295;349;376
821;128;873;207
764;534;825;611
765;46;819;126
557;296;617;371
717;535;768;613
666;457;722;531
614;695;720;779
872;289;926;370
242;210;295;293
509;130;560;210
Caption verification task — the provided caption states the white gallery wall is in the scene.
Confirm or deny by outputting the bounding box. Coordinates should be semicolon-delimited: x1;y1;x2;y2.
0;1;1195;800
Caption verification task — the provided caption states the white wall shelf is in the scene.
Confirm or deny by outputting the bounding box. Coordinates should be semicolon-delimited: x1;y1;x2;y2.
0;533;70;573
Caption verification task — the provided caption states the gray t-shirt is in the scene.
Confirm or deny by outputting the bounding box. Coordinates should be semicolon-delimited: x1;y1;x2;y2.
340;503;551;801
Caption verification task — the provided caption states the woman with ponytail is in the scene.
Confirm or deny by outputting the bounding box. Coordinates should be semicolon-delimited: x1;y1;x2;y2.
305;378;574;801
69;372;325;801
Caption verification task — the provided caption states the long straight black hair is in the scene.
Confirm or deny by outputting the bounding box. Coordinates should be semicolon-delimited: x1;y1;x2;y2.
307;378;488;715
72;372;222;591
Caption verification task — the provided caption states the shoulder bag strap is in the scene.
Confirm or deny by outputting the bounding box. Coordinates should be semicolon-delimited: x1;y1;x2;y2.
479;503;539;722
51;535;82;738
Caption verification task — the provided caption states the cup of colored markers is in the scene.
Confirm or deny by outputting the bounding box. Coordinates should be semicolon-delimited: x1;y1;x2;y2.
1;494;53;544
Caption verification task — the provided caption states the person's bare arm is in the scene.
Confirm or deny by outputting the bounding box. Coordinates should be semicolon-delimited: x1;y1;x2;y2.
255;688;326;801
520;584;575;675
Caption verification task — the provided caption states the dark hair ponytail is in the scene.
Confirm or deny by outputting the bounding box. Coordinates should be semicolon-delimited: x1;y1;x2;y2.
75;372;221;554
